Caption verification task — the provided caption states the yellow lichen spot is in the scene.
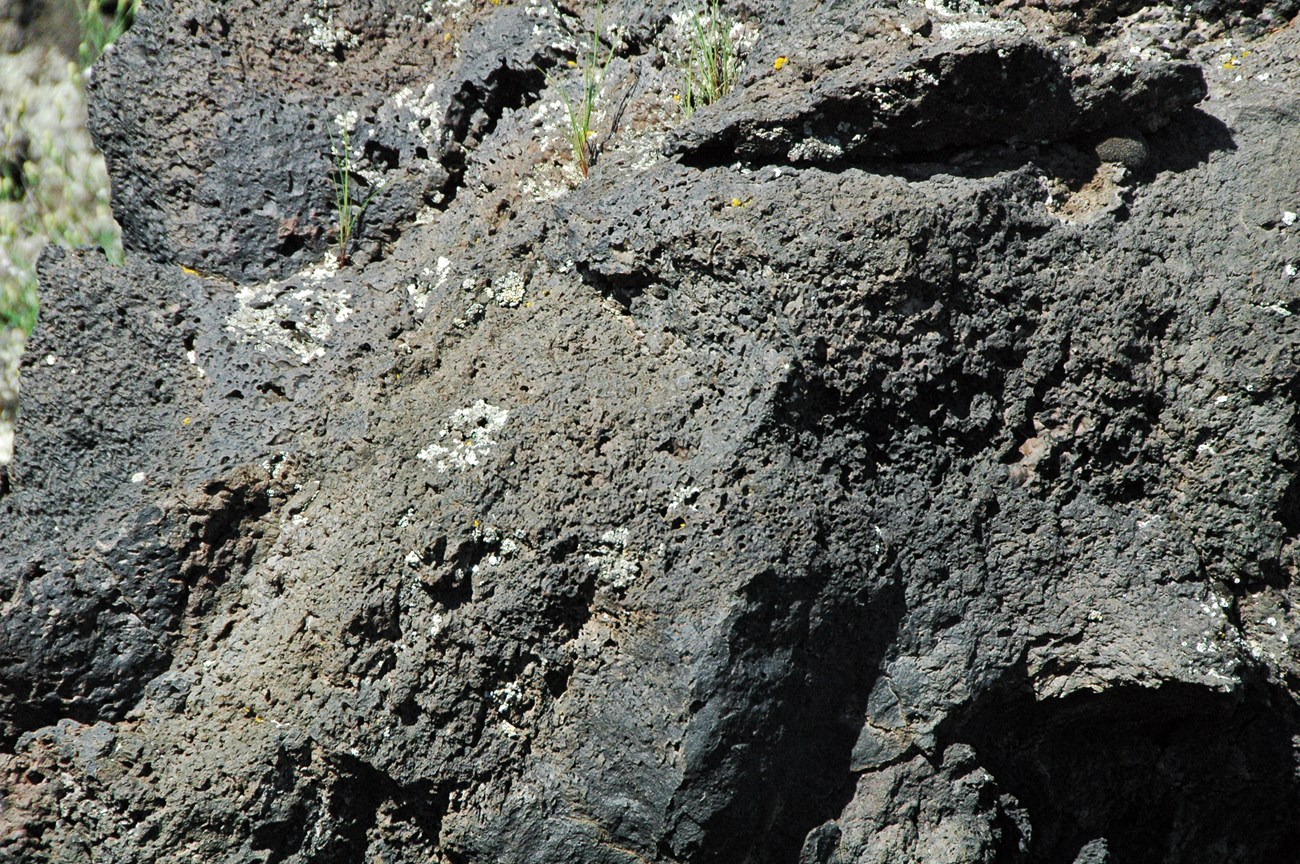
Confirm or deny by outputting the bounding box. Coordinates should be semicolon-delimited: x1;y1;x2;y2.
473;518;481;528
567;59;578;68
180;265;202;277
774;56;788;70
181;416;192;426
443;32;452;42
490;0;501;5
731;197;742;207
524;301;533;308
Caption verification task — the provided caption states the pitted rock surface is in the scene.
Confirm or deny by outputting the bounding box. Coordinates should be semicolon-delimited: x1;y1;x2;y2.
2;1;1299;863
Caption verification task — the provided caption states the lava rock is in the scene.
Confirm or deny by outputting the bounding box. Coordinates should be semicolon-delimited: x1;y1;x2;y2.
2;1;1299;862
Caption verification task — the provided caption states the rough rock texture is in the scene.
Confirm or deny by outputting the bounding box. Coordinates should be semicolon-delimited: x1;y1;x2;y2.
2;1;1300;862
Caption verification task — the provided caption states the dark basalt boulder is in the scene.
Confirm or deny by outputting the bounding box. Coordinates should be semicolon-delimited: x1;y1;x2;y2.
2;1;1298;862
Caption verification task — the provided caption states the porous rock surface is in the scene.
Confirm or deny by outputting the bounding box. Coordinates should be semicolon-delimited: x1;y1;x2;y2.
2;1;1300;862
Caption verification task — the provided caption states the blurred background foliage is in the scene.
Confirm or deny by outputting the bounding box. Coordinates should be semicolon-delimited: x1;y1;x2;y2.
1;0;133;462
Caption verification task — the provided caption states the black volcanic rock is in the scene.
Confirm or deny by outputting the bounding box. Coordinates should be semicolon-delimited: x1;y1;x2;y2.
2;1;1299;862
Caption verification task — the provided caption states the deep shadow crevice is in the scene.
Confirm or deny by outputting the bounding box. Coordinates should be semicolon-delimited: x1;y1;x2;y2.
675;109;1234;189
939;672;1300;864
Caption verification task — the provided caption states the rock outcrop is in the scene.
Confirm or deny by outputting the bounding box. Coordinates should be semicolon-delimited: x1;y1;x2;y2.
2;1;1299;862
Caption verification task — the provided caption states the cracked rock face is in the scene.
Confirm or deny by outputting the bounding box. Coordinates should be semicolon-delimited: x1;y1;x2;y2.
2;1;1300;862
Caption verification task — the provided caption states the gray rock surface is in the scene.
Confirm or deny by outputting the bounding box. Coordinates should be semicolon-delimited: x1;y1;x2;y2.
2;1;1299;862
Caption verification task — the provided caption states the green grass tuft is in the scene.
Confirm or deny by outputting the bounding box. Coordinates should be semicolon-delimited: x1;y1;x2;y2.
328;125;383;267
76;0;141;69
681;1;740;118
549;4;616;179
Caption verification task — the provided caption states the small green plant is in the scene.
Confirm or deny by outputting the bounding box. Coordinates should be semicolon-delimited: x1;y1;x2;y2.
328;127;383;267
549;5;616;178
680;1;740;117
76;0;141;69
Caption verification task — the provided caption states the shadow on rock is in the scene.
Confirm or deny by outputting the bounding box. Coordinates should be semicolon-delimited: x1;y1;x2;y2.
666;566;909;864
940;671;1300;864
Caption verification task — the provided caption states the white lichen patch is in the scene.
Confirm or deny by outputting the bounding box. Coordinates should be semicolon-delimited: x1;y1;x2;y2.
520;105;583;200
406;281;428;315
392;80;444;154
667;485;701;516
225;275;354;364
494;271;526;307
788;134;844;163
490;680;526;716
304;0;359;54
184;347;206;379
934;18;1024;41
453;302;486;329
919;0;1024;40
620;131;669;174
303;255;340;283
586;527;640;591
407;257;450;316
417;400;509;472
435;256;453;289
925;0;987;15
1171;590;1247;686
